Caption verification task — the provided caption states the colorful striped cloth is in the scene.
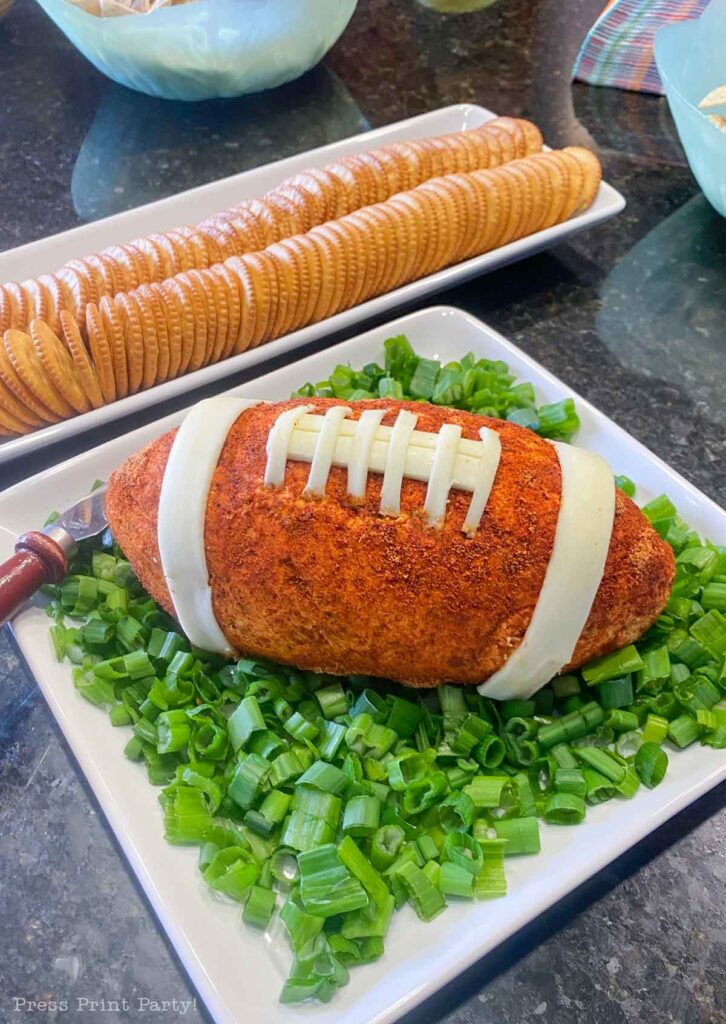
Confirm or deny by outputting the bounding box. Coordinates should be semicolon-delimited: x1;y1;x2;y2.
573;0;708;94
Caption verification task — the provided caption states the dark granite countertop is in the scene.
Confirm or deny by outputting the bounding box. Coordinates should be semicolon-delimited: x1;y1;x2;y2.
1;0;725;1022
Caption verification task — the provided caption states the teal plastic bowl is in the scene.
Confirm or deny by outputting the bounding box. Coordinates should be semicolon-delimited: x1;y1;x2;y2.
655;0;726;217
34;0;358;101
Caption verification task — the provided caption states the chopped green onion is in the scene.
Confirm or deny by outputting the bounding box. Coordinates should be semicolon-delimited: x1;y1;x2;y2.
243;885;276;929
635;742;669;787
228;754;271;811
582;646;643;686
370;825;405;871
543;792;586;825
492;817;541;855
298;760;349;795
394;860;446;921
642;713;669;744
298;844;369;917
474;839;508;898
667;714;700;749
437;791;475;833
342;796;381;837
438;861;475;898
554;768;586;798
442;831;483;875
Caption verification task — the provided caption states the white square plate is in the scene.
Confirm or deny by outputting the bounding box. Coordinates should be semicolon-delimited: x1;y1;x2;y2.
2;306;721;1024
0;104;624;466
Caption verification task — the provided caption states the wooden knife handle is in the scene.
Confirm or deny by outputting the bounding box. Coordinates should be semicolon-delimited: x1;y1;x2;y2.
0;531;69;625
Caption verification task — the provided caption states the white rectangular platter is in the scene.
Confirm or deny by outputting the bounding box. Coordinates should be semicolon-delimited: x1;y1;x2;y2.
0;104;625;466
2;305;722;1024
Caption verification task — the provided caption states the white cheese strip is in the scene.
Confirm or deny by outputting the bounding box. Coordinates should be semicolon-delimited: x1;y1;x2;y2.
462;428;502;536
380;410;419;517
424;423;462;528
294;414;485;458
303;405;352;497
284;412;504;531
479;443;615;699
264;404;314;487
158;397;260;656
348;408;388;499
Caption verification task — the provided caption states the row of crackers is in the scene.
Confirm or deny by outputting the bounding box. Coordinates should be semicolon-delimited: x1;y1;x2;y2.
0;147;601;437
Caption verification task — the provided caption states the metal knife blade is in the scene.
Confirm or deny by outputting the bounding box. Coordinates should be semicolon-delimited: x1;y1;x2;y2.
43;485;109;556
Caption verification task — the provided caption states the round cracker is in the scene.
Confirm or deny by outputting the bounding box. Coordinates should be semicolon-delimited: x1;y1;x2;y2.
332;215;369;310
243;200;284;249
308;222;353;320
128;288;159;389
59;310;104;409
98;296;129;398
263;193;306;240
369;146;411;194
481;124;504;168
416;182;456;272
261;250;293;341
281;235;322;332
344;207;385;300
107;244;143;291
205;268;229;364
0;287;14;332
186;269;217;369
305;227;344;323
175;227;209;270
199;222;240;263
5;282;29;329
65;259;99;307
486;123;517;164
85;303;117;403
354;149;397;204
30;319;91;414
155;283;184;380
236;253;276;348
4;328;73;418
519;119;545;156
269;239;308;337
163;231;196;275
209;265;241;359
0;340;57;423
145;285;171;382
114;290;147;391
513;156;553;235
166;274;205;373
556;150;586;221
566;147;602;213
457;172;489;260
269;185;318;235
0;402;30;436
481;167;513;250
55;267;88;323
306;167;347;221
186;272;212;371
22;278;50;327
0;370;45;427
81;257;117;305
224;258;258;355
491;117;525;159
148;233;183;277
427;177;470;265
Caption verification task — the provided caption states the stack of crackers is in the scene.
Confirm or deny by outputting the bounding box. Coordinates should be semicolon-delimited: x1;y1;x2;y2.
0;118;602;438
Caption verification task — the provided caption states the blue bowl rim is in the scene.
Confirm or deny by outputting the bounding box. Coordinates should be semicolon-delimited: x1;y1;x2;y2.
654;13;726;135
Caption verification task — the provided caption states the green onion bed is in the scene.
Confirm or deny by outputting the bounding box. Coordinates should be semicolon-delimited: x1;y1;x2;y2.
43;335;726;1005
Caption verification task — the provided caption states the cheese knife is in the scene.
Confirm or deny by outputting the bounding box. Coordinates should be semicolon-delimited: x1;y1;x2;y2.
0;485;108;625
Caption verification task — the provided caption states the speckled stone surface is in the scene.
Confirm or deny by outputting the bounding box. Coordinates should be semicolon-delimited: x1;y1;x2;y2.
1;0;725;1021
